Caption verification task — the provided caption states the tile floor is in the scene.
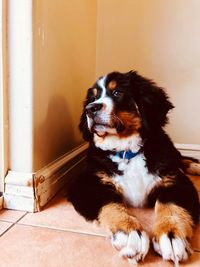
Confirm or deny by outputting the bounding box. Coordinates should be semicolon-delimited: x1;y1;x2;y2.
0;176;199;267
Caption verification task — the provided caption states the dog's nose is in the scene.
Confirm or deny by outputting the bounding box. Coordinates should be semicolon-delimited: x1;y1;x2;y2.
86;103;103;117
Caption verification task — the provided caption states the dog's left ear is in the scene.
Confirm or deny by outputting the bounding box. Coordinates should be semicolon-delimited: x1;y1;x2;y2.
139;87;174;132
129;72;174;132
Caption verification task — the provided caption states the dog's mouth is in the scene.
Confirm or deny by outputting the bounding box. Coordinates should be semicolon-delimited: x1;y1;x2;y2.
87;111;142;138
92;124;113;137
90;121;125;137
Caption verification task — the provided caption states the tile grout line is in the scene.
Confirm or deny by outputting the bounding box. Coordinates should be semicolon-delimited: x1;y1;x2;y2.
0;219;15;223
16;221;107;238
1;216;200;254
2;215;200;250
0;223;14;237
0;212;28;237
0;212;28;224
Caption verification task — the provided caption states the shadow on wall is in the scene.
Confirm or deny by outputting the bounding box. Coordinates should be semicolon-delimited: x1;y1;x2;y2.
34;94;76;171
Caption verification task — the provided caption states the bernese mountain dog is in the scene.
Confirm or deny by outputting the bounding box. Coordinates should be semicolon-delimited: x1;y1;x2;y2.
67;71;200;265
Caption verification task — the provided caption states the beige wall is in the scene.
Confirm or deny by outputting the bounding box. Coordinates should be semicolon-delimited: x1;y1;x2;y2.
32;0;200;171
96;0;200;145
33;0;97;170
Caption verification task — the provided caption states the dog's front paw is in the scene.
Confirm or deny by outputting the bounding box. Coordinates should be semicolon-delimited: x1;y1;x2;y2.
111;230;150;264
152;234;193;264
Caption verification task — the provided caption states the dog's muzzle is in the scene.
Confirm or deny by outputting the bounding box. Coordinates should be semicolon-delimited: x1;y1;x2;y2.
86;103;103;118
86;103;125;135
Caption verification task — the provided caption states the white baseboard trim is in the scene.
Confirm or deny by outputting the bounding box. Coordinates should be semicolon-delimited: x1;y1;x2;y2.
3;171;35;211
3;143;88;212
4;193;36;212
175;143;200;160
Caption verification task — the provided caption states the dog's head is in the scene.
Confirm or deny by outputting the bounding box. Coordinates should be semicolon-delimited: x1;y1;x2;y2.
79;71;174;144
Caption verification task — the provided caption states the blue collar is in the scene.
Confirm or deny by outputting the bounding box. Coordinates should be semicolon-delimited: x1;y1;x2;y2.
115;150;140;160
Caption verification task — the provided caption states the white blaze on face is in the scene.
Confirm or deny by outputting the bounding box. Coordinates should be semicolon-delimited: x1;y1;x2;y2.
97;76;107;98
86;75;115;134
95;76;114;120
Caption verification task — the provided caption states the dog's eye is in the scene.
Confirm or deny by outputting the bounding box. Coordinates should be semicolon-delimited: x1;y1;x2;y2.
112;90;123;98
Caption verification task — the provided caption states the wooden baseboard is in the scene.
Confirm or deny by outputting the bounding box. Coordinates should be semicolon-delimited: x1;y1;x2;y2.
3;143;88;212
0;195;4;210
34;155;86;211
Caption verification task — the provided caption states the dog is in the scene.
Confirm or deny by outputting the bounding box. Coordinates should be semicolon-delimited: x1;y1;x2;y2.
67;71;200;265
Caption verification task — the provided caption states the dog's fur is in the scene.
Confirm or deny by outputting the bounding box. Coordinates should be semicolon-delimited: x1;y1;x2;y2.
67;71;200;264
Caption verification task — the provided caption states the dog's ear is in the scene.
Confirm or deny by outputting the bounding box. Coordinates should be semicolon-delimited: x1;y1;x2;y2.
140;87;174;131
130;72;174;132
79;88;93;141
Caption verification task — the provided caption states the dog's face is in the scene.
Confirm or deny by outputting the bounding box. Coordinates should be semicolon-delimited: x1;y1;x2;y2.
80;71;174;142
84;72;141;138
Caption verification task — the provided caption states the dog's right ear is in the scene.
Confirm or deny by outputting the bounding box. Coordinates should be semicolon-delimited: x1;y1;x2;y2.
79;88;93;141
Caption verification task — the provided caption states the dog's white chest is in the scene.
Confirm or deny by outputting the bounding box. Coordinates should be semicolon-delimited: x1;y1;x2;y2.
110;153;160;207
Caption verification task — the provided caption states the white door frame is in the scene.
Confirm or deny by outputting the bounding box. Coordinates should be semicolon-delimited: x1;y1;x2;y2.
0;0;8;193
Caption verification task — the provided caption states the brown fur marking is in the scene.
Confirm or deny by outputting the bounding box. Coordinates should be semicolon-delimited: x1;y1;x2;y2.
153;201;194;241
93;88;97;97
117;111;141;137
98;203;142;234
108;80;117;90
162;174;176;187
96;171;124;195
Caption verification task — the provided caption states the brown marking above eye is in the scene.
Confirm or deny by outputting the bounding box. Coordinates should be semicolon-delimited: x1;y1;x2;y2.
108;80;117;91
93;88;98;96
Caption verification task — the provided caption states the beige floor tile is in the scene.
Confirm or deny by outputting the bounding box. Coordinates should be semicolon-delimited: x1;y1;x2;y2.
0;209;26;222
181;252;200;267
20;193;200;252
20;194;106;236
0;224;178;267
20;194;154;237
0;221;13;236
129;208;155;235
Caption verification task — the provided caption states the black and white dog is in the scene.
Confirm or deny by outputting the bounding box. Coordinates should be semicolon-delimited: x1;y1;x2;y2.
68;71;200;265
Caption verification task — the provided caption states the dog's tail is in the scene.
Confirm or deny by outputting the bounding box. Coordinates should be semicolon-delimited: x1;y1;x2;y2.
181;156;200;176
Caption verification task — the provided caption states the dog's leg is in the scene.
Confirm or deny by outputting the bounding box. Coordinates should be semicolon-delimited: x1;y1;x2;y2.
68;172;150;263
98;203;150;264
152;172;199;264
152;201;194;264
